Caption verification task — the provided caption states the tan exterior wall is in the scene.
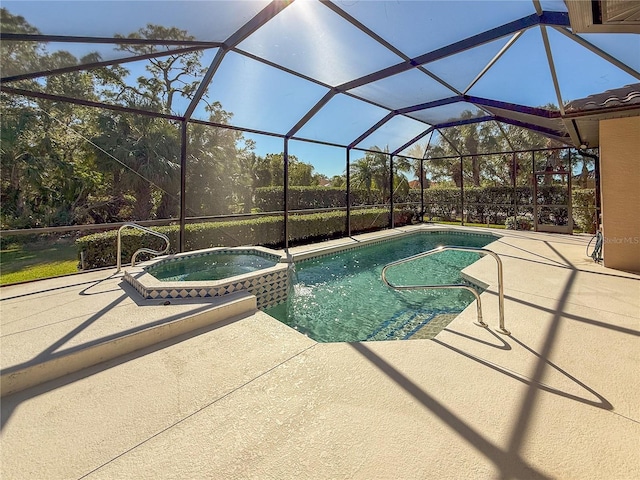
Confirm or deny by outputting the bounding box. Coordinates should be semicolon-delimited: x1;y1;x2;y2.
599;116;640;273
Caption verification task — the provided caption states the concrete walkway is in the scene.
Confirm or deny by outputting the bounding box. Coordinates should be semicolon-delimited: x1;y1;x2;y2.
1;227;638;479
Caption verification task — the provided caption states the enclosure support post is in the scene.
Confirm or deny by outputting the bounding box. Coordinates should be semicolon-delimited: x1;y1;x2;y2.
390;154;395;229
460;156;464;226
346;148;351;237
594;150;602;229
580;147;601;230
532;151;538;231
512;152;518;229
283;138;290;251
420;158;425;223
179;120;187;253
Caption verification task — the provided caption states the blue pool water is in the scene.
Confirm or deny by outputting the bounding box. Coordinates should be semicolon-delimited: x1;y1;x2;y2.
265;232;496;342
147;253;277;282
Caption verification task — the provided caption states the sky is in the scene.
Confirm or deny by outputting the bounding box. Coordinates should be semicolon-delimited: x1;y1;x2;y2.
4;0;639;178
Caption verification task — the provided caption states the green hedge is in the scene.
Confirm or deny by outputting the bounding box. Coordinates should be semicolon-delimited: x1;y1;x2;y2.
572;188;596;233
420;186;594;228
423;188;463;221
76;208;409;269
76;186;596;269
255;186;345;211
252;186;595;228
254;186;387;211
505;216;533;230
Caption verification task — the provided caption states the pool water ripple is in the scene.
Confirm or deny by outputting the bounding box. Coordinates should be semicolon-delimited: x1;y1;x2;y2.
265;232;496;342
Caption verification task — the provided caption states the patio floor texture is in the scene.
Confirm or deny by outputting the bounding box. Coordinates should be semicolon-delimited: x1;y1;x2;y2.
1;226;639;479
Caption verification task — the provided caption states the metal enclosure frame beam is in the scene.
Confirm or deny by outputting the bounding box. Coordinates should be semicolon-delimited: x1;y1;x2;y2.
183;0;293;121
0;2;617;253
1;46;217;84
553;27;640;81
338;12;569;92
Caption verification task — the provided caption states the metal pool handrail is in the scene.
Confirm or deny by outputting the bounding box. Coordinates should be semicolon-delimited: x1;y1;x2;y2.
116;223;170;273
381;246;509;335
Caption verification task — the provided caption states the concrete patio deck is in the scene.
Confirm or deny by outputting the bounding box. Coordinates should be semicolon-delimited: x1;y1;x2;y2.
1;226;638;479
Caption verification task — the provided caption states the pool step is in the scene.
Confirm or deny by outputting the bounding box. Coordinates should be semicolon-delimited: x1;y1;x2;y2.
366;308;461;341
1;292;256;397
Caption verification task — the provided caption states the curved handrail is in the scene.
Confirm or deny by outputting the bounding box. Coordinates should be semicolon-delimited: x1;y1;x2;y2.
116;223;170;273
381;246;509;335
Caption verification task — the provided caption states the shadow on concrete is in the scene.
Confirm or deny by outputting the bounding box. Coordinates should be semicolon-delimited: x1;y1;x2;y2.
350;240;615;479
1;298;218;377
495;242;578;479
350;341;552;480
496;239;572;267
431;336;612;410
0;272;120;301
496;239;640;281
78;274;123;295
482;289;640;337
442;325;512;350
0;312;250;432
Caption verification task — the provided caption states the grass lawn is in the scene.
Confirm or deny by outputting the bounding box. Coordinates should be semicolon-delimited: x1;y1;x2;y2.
0;238;78;285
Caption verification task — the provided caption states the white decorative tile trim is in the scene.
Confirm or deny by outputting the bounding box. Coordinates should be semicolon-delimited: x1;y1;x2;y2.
123;246;290;309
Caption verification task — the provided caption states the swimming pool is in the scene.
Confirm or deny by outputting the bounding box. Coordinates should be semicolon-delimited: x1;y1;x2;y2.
265;231;497;342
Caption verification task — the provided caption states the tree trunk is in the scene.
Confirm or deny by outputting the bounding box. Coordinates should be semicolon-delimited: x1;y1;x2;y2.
156;191;178;218
133;183;153;221
451;163;462;188
472;155;481;186
581;161;589;188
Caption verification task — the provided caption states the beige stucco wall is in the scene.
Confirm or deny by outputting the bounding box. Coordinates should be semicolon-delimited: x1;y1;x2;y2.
599;116;640;273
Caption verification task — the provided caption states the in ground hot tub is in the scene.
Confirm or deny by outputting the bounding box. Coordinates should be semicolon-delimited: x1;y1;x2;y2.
123;246;290;309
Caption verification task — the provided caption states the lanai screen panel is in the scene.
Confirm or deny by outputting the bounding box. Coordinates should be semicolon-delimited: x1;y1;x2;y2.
347;69;456;110
499;122;563;150
435;123;508;157
423;36;514;93
546;28;639;104
334;0;537;58
468;27;560;109
0;41;148;79
354;115;428;153
295;94;390;146
408;102;486;126
12;48;220;117
482;106;566;134
191;51;329;134
2;1;269;41
236;0;403;87
577;33;640;72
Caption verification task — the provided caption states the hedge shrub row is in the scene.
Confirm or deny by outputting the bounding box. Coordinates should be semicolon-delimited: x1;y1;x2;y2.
422;187;594;228
255;186;347;211
254;186;594;228
505;216;533;230
254;186;421;211
76;186;596;269
76;208;410;270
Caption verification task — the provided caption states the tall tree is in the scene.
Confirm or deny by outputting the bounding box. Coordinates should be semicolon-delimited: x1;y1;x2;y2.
404;143;429;188
186;103;244;216
350;146;408;203
0;8;42;81
112;25;207;115
93;24;210;218
1;10;107;227
93;111;180;220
